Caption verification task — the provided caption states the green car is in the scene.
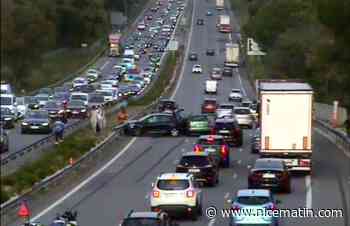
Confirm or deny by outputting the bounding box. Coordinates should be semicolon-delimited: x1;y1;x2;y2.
187;115;211;135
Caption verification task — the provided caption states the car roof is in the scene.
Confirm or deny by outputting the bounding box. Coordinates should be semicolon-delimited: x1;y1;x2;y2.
234;107;250;110
204;97;216;101
158;173;191;180
129;212;160;219
215;118;236;123
199;135;224;139
182;151;209;157
237;189;271;197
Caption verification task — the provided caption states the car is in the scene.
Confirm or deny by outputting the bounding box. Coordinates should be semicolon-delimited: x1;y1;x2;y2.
21;110;52;134
0;107;16;129
229;89;243;102
75;84;95;94
196;19;204;25
70;93;89;107
96;89;118;104
176;152;219;186
201;98;217;114
86;69;100;80
251;127;261;153
192;64;202;73
35;94;50;107
66;100;88;119
72;77;88;88
223;66;233;76
228;189;280;226
241;100;252;109
0;94;18;118
234;107;254;128
211;67;222;80
43;101;65;120
0;128;9;154
124;110;187;137
88;93;105;108
205;80;218;94
137;22;146;30
38;87;53;97
206;10;213;16
213;118;243;147
194;135;230;168
150;173;203;220
52;92;70;104
187;114;211;135
216;103;235;119
157;99;179;112
145;14;153;20
205;48;215;56
120;210;178;226
188;52;198;61
248;158;291;193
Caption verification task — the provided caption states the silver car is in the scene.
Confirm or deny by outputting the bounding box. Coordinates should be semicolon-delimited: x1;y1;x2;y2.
216;103;235;119
234;107;254;128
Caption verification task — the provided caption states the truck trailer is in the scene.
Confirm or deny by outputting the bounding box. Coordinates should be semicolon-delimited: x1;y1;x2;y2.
218;15;232;33
216;0;224;10
108;33;121;57
225;43;239;67
257;80;313;172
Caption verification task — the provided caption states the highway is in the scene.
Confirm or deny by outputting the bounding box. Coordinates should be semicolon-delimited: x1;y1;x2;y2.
12;0;349;225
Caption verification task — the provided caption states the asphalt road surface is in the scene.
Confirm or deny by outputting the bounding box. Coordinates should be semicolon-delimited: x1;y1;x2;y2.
16;0;349;225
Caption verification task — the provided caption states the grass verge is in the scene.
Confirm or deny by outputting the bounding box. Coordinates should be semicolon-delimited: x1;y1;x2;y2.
0;50;180;205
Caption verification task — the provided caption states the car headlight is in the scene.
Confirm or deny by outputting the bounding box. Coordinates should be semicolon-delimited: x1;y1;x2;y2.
4;117;12;121
81;109;86;112
42;123;49;126
58;110;64;114
22;122;29;126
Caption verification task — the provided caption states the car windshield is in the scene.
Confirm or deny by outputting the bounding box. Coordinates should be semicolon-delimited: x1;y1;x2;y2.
1;96;13;105
26;111;48;119
71;95;87;101
157;179;189;190
180;156;210;167
198;138;225;145
231;90;241;93
68;100;84;107
237;196;271;205
242;102;251;108
255;160;283;169
122;218;161;226
189;115;207;121
235;109;250;114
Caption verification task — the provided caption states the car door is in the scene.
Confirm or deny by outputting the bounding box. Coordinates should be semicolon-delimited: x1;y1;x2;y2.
157;115;175;135
141;115;160;135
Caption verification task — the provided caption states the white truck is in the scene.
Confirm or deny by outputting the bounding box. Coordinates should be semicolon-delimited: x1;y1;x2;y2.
205;80;218;94
225;43;239;67
216;0;224;10
218;15;231;33
257;80;313;172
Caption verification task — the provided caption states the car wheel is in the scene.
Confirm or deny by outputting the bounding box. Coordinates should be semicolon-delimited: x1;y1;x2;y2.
170;128;179;137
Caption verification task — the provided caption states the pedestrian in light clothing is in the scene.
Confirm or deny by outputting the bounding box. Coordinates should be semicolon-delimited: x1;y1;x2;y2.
96;107;106;133
53;120;65;144
90;105;98;133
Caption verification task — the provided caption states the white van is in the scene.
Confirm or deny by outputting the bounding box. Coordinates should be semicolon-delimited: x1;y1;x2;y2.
205;80;218;94
0;83;13;94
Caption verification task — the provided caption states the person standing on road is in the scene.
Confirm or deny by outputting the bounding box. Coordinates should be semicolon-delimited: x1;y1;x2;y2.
96;106;106;134
53;120;65;144
90;105;98;133
116;106;129;124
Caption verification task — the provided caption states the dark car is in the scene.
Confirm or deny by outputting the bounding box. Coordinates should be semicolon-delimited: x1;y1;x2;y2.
251;128;261;153
201;98;217;114
120;210;177;226
176;152;219;186
21;110;52;134
194;135;230;168
248;158;291;193
213;118;243;147
54;86;70;94
43;101;65;120
88;93;105;108
66;100;88;119
0;107;16;129
52;92;70;104
158;99;179;112
187;114;211;135
124;110;187;137
0;128;9;154
72;84;95;94
188;52;198;61
223;66;233;76
197;19;204;25
206;49;215;56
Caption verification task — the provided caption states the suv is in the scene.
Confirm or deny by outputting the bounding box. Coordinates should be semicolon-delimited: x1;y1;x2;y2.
150;173;203;220
213;118;243;147
206;49;215;56
124;110;187;136
120;210;178;226
228;89;243;102
201;98;217;113
194;135;230;168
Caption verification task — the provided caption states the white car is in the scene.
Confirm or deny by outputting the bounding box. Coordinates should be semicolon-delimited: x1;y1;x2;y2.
96;89;118;103
216;103;235;119
234;107;254;128
229;89;243;102
72;77;88;88
113;65;126;74
101;79;118;87
86;69;100;79
70;92;89;106
192;64;202;73
150;173;202;220
205;80;217;94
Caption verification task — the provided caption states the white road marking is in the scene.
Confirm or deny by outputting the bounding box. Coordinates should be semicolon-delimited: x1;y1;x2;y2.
208;218;216;226
32;138;137;221
171;0;196;100
314;127;350;158
305;175;312;209
100;60;110;70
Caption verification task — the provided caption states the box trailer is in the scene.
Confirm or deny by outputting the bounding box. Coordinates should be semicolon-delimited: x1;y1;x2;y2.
257;80;313;172
225;43;239;67
108;33;121;57
218;15;232;33
216;0;224;10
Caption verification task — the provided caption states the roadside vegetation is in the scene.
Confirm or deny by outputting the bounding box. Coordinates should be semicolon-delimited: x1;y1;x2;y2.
0;49;180;205
230;0;350;109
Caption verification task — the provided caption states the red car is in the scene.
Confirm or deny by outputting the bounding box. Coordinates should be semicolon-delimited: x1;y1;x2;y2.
201;98;217;113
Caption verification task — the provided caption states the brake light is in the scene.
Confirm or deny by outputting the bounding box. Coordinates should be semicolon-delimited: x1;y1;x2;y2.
194;144;202;152
152;190;160;198
303;136;308;149
300;159;310;167
221;145;228;156
186;190;195;198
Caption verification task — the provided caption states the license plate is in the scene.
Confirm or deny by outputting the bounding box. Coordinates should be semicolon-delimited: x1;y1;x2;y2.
263;173;276;179
205;148;216;153
31;126;39;129
189;168;200;173
219;130;230;133
284;159;298;166
73;111;79;114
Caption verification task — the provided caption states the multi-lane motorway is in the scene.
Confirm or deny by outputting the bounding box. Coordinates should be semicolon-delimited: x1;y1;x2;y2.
12;0;349;225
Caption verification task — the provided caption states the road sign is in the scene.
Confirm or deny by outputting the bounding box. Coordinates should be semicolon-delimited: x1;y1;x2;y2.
166;40;179;51
247;38;266;56
18;201;31;218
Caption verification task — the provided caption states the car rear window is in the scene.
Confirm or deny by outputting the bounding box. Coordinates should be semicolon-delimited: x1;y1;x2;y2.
255;160;283;169
157;179;189;190
219;105;234;110
215;122;235;130
179;156;210;167
242;102;251;108
234;108;250;114
204;100;216;105
237;196;271;205
198;138;225;145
